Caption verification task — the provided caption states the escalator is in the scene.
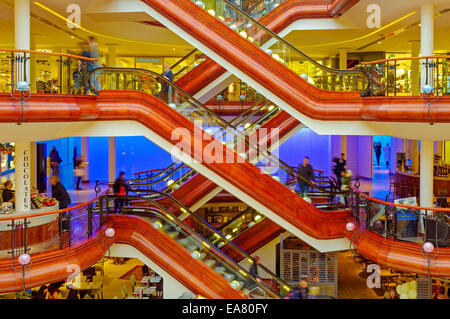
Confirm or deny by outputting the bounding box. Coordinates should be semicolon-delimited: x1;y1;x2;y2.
107;192;293;296
0;67;349;252
0;209;254;298
88;67;349;251
174;0;359;99
141;0;450;124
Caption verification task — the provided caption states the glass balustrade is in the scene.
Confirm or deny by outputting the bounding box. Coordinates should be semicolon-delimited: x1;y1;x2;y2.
190;0;369;94
348;188;450;246
90;66;342;203
106;193;287;298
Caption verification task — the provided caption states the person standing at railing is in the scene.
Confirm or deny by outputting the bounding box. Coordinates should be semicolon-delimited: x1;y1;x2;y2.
298;156;313;198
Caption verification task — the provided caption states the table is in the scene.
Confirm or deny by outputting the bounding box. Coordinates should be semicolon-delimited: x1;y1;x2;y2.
70;275;104;299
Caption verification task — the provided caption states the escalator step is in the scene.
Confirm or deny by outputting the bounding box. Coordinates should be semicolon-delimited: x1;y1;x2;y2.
214;266;226;274
167;231;179;239
204;259;216;268
222;272;235;282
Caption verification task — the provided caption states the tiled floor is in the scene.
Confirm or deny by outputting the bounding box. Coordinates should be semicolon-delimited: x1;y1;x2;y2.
358;167;390;200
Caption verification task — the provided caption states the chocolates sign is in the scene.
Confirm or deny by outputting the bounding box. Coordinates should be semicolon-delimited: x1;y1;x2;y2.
22;149;30;210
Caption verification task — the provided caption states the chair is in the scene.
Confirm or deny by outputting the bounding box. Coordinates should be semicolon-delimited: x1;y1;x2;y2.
130;274;137;289
121;285;128;299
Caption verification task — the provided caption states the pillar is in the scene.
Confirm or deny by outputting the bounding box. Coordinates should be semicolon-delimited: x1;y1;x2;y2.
420;140;434;207
341;135;347;158
410;40;420;96
412;140;419;173
81;137;89;182
420;4;434;89
339;49;348;70
108;137;116;183
14;0;30;87
15;141;31;212
30;141;36;189
107;44;118;67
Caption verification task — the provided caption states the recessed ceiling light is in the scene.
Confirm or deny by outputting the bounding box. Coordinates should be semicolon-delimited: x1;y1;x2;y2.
172;48;176;51
71;36;75;39
378;41;382;44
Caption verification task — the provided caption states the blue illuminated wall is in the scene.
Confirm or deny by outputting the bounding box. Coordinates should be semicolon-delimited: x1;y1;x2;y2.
43;137;81;171
276;128;331;176
116;136;174;177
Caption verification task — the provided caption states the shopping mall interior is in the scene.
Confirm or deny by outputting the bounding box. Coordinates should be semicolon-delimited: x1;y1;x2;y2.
0;0;449;301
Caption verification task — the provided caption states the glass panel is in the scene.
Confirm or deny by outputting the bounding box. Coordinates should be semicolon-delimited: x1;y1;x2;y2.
110;194;282;298
91;66;341;203
190;0;368;93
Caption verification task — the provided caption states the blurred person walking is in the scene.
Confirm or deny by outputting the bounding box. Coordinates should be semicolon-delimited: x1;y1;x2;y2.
49;146;62;176
297;156;313;198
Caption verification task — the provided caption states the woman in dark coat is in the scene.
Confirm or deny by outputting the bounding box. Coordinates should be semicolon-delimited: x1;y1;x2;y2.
50;176;71;209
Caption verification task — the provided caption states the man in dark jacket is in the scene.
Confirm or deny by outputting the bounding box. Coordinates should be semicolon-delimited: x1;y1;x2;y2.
333;153;347;189
298;156;313;198
50;176;71;209
49;146;62;176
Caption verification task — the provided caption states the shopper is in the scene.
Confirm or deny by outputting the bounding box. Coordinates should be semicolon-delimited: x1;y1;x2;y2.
74;155;88;190
49;146;62;175
160;62;173;103
339;170;352;208
86;36;100;93
50;176;71;210
374;142;382;166
288;278;309;299
384;287;399;299
249;256;261;283
332;153;346;189
45;282;63;299
113;171;129;212
2;180;14;204
383;143;391;167
437;286;449;299
33;285;48;300
297;156;313;198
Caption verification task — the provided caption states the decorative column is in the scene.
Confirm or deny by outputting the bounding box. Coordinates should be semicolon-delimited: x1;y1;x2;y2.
108;137;116;183
339;49;348;70
420;140;434;207
107;44;118;67
15;141;31;212
81;137;89;182
420;4;434;89
14;0;30;87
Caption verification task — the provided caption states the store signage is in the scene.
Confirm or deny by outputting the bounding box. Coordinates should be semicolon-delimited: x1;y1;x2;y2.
137;58;161;63
22;149;30;210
